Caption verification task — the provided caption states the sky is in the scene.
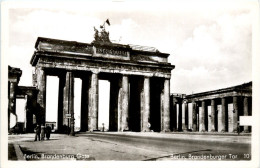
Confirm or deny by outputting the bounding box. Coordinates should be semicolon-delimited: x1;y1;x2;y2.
4;0;256;128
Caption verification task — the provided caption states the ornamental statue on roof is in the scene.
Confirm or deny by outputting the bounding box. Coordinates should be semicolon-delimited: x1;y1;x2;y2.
93;19;111;43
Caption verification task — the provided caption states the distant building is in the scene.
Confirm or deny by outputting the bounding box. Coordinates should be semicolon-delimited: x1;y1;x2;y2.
8;66;38;133
171;82;252;133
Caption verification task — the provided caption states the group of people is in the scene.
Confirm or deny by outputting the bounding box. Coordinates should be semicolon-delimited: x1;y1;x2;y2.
34;124;52;141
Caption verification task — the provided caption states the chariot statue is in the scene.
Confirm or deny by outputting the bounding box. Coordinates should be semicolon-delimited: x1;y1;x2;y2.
93;19;111;43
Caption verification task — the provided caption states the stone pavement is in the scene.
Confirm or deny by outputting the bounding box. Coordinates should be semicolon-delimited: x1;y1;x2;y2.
96;131;251;144
8;132;251;161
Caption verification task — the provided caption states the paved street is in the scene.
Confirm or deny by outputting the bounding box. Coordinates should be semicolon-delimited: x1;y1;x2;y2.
8;132;251;161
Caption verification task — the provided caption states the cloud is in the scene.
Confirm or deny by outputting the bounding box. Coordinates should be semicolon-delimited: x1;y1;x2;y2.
9;9;102;46
171;11;252;93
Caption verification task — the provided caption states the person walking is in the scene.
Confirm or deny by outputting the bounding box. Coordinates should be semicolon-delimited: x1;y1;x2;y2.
40;124;45;141
34;124;41;141
45;125;51;140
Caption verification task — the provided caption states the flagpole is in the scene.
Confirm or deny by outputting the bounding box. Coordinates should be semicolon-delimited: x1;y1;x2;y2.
103;21;106;29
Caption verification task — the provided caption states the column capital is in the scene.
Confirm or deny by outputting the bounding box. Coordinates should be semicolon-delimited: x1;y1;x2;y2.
143;76;151;79
92;70;99;74
182;99;188;104
36;66;46;72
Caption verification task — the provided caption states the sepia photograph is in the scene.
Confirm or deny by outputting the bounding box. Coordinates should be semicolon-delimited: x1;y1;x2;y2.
1;0;260;168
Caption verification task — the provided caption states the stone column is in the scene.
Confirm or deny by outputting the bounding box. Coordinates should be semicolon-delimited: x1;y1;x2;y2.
142;77;150;132
233;96;238;133
219;98;226;132
68;72;75;136
63;74;68;126
88;72;99;131
118;86;122;131
178;101;182;131
243;97;249;132
162;78;170;132
36;67;46;125
121;75;129;131
210;99;216;132
192;101;197;132
62;71;75;135
183;102;189;131
172;100;177;131
160;87;164;132
9;82;17;131
199;100;206;132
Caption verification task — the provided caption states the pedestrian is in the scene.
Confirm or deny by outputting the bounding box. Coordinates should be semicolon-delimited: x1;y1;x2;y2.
45;125;51;140
40;124;45;141
102;123;105;132
34;124;41;141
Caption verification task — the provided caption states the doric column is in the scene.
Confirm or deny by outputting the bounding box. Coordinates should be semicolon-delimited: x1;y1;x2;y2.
243;97;249;132
192;101;197;132
178;100;182;131
9;82;17;131
162;78;170;132
233;96;238;133
62;71;75;135
9;82;16;114
63;74;69;126
172;99;177;131
36;67;46;125
210;99;216;132
199;100;206;132
142;77;150;132
120;75;129;131
219;97;226;132
183;101;189;131
88;72;99;131
68;72;75;136
118;86;122;131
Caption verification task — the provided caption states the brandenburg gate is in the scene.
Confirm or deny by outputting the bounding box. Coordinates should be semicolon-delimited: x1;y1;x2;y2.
30;28;175;134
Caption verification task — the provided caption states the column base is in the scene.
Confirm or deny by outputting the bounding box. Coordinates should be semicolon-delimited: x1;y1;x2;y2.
142;129;151;132
233;130;238;133
123;129;131;132
218;130;226;133
161;129;171;132
88;129;101;132
182;125;189;132
171;128;177;132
